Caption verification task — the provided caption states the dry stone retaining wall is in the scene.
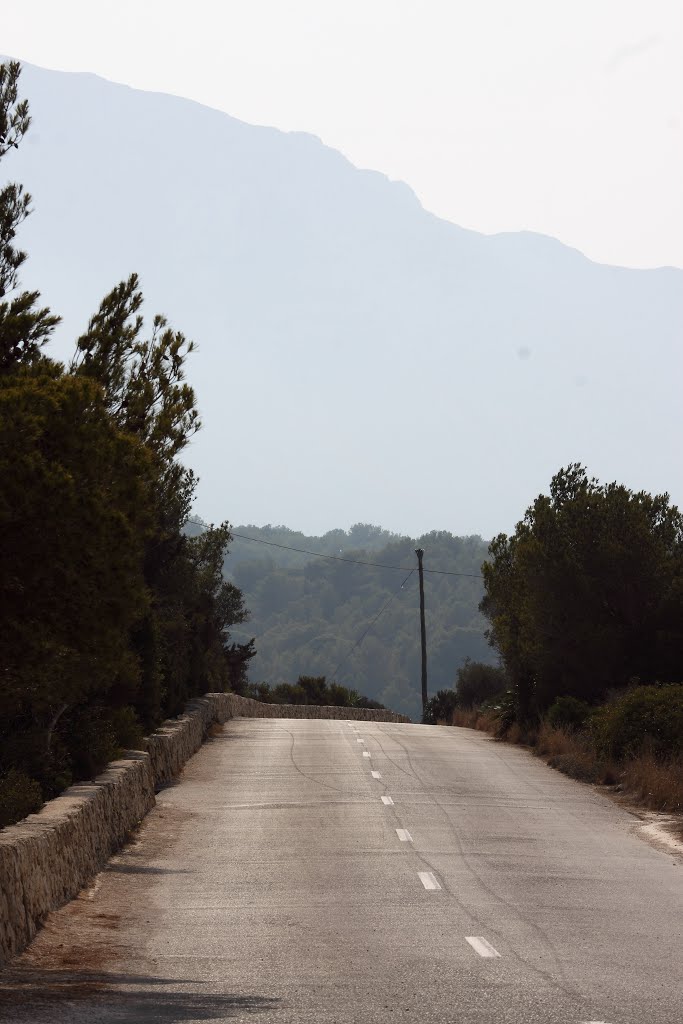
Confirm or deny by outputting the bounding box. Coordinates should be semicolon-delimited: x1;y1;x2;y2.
0;694;408;964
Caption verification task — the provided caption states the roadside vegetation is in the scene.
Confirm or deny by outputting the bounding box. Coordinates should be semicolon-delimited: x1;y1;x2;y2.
236;674;385;709
428;465;683;816
0;63;254;828
451;685;683;815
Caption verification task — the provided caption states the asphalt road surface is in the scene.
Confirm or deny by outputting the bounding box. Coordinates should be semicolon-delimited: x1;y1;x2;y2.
1;719;681;1024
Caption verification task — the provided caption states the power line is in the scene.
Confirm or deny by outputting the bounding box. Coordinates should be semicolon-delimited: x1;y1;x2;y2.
225;529;484;579
331;569;415;680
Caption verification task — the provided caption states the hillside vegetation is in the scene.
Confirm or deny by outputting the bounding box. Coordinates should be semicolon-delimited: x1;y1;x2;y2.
212;524;494;722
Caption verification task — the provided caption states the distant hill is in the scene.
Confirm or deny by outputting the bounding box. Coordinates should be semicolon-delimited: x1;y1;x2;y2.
5;60;682;537
207;523;494;722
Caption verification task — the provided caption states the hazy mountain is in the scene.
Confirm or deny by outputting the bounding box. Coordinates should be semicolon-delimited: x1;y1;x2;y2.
5;60;683;537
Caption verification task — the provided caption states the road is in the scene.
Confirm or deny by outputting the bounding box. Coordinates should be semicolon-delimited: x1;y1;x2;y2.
1;719;681;1023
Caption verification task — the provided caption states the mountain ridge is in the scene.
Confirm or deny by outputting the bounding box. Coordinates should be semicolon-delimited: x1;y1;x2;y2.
8;57;679;273
4;58;682;538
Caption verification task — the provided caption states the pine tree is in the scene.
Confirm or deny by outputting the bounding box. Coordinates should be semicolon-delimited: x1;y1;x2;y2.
0;61;59;374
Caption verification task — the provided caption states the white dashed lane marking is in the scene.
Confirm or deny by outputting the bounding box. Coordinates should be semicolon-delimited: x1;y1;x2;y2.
418;871;441;890
465;937;501;958
371;771;382;779
396;829;413;842
381;796;394;806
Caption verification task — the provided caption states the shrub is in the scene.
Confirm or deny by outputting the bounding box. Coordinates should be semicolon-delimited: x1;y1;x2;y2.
455;659;507;708
326;682;361;707
0;769;43;829
355;696;386;710
490;689;517;735
591;683;683;760
546;695;591;732
423;689;459;725
241;676;378;709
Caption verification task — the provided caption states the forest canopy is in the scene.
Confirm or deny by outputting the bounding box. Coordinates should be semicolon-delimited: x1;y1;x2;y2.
208;524;495;722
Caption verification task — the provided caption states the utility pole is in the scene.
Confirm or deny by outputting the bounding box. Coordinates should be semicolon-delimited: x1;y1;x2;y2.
415;548;428;716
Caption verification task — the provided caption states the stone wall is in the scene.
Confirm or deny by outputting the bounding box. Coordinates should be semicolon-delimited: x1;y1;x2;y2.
0;694;409;964
209;693;411;724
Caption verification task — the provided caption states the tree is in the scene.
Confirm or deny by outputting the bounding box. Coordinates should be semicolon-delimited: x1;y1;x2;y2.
71;275;199;466
70;276;207;725
0;369;152;794
0;61;59;373
0;63;255;824
481;464;683;718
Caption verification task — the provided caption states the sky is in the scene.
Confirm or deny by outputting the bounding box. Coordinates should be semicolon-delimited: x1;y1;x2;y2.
3;0;682;270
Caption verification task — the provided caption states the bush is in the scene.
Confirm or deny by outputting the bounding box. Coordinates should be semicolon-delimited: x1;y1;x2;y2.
241;675;381;709
546;695;591;732
0;769;43;829
423;689;459;725
591;683;683;760
355;696;386;710
489;688;517;735
455;659;507;708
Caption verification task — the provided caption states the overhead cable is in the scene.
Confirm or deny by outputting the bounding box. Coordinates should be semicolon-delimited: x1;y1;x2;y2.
331;569;415;680
227;530;484;579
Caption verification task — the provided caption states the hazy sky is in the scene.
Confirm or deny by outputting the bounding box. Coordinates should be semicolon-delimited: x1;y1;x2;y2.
4;0;682;269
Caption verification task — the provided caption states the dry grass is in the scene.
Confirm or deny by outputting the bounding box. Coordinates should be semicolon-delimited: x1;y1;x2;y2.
452;708;498;733
450;714;682;816
620;752;683;814
534;723;605;783
519;723;681;809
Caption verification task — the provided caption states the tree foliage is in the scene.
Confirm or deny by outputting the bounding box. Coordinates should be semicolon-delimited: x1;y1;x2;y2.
422;689;459;725
0;61;59;371
454;658;507;709
590;684;683;761
0;63;252;824
239;675;383;709
480;465;683;719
